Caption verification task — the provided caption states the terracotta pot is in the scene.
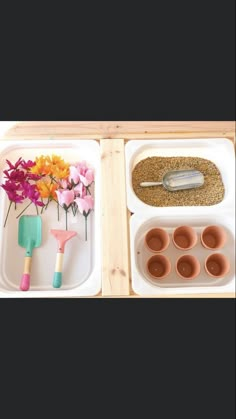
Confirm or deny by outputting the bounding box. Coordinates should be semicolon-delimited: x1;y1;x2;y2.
145;228;170;253
176;254;200;280
146;255;171;280
172;226;198;250
205;253;230;278
201;225;227;250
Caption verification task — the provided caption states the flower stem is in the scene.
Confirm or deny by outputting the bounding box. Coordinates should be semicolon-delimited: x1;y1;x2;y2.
65;209;68;230
4;201;13;228
85;215;87;241
16;201;32;219
35;205;39;215
57;202;60;221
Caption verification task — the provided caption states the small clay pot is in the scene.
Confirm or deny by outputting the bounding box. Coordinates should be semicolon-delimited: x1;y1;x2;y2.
205;253;230;278
201;225;227;250
172;226;198;250
145;228;170;253
176;255;200;280
146;255;171;280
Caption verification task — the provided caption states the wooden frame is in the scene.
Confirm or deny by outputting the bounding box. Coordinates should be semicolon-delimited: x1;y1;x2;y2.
3;122;235;298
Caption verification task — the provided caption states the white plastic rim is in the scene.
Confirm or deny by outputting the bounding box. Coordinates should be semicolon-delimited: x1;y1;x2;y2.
0;139;101;297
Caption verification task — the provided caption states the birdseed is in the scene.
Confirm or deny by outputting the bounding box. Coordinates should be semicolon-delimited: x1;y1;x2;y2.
132;156;225;207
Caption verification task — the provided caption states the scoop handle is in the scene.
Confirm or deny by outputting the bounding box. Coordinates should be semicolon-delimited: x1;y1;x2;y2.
20;256;32;291
53;253;64;288
140;182;163;188
140;181;163;187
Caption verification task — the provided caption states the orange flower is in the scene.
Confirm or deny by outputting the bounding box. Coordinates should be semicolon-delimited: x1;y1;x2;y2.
36;180;58;199
30;155;69;179
30;156;49;176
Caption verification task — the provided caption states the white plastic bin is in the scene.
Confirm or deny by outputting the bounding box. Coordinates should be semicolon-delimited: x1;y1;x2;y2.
0;139;101;297
125;138;235;295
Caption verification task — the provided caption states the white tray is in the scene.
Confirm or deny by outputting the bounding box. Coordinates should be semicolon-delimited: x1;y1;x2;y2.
125;138;235;216
125;138;235;295
0;139;101;297
130;213;235;295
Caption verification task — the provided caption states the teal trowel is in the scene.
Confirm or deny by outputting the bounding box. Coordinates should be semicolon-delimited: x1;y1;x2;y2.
18;215;42;291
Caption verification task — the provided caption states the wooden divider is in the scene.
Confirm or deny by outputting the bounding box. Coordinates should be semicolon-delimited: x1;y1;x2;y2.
100;139;130;295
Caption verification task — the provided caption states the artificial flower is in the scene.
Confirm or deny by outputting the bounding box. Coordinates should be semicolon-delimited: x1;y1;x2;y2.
73;181;86;198
21;181;44;206
79;169;94;187
30;154;69;179
36;180;58;199
74;195;94;240
1;181;24;203
75;195;94;215
56;189;75;208
69;166;80;184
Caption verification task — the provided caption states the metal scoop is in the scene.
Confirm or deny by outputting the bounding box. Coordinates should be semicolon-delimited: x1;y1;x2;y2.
140;169;204;191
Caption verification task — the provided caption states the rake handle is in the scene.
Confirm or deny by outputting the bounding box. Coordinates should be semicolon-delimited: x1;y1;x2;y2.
20;256;32;291
53;252;64;288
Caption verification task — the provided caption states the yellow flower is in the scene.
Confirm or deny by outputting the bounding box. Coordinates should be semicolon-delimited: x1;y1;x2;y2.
30;154;69;179
36;180;58;199
30;155;50;176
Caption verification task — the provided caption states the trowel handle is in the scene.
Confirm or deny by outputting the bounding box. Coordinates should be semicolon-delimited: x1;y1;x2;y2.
20;256;32;291
53;252;64;288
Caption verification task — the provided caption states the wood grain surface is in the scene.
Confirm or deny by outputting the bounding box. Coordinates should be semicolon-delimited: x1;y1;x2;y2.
4;121;235;141
3;121;235;298
101;139;130;295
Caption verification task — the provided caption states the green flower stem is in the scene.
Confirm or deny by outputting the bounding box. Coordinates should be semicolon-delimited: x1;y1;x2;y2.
49;175;60;185
57;202;60;221
35;205;39;215
4;201;13;228
65;209;68;230
86;186;91;195
16;201;33;219
51;198;64;210
41;200;44;214
85;215;87;241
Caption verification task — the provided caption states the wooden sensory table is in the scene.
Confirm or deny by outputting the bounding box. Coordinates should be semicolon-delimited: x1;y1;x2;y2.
4;121;235;298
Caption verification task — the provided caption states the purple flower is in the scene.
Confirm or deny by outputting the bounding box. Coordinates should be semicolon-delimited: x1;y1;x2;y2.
20;159;36;170
22;181;44;206
3;169;26;182
26;173;42;181
1;181;24;203
5;157;23;171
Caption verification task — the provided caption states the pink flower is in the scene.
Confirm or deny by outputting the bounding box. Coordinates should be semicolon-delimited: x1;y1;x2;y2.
79;169;94;187
76;161;88;176
73;182;86;198
69;166;80;184
56;189;75;208
59;179;70;189
75;195;94;215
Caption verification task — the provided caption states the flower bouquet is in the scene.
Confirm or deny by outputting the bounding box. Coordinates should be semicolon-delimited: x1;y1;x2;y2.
1;154;95;240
